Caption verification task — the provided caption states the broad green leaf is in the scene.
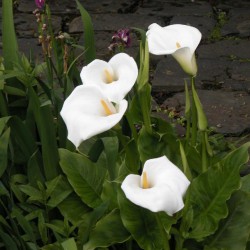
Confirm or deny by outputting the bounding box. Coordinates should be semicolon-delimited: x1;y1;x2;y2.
61;238;77;250
118;188;175;250
58;193;90;225
206;190;250;250
0;127;10;177
83;209;130;250
76;0;96;63
241;174;250;193
124;139;140;173
41;243;62;250
138;124;179;164
188;143;250;240
102;137;119;181
2;0;18;69
59;148;106;208
78;201;109;245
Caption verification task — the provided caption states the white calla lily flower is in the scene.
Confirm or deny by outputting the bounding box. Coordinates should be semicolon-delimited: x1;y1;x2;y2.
121;156;190;216
60;85;127;148
80;53;138;103
146;23;202;76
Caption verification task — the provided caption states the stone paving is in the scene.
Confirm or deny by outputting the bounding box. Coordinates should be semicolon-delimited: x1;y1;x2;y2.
0;0;250;140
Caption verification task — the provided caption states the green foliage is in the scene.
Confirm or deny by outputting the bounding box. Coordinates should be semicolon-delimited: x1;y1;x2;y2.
76;0;96;63
59;149;106;208
0;1;249;249
2;0;18;69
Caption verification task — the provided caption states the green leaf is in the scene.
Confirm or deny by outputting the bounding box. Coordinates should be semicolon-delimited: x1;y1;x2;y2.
76;0;96;63
191;80;207;131
124;139;140;173
8;116;37;162
58;193;90;225
0;127;10;177
0;228;18;250
11;208;36;244
27;151;45;186
2;0;18;69
83;209;130;250
188;143;250;240
18;184;44;203
28;87;59;180
118;188;175;250
0;116;11;135
138;124;179;164
38;211;48;244
132;28;148;90
59;148;106;208
241;174;250;193
61;238;77;250
206;190;250;250
46;176;73;208
78;201;109;245
102;137;119;181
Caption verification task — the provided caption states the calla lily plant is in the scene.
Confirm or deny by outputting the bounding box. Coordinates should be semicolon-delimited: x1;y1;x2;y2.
146;23;201;76
80;53;138;103
60;85;128;148
121;156;190;216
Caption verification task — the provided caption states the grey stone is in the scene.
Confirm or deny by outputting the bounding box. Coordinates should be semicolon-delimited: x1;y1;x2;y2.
163;90;250;135
151;56;188;93
17;37;44;61
228;61;250;91
221;9;250;37
69;13;163;33
197;40;250;60
14;13;62;38
196;58;231;87
136;1;213;18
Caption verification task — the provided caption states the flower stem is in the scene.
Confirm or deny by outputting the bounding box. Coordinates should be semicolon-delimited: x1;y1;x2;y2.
190;77;197;146
156;214;170;250
201;131;208;172
184;79;191;140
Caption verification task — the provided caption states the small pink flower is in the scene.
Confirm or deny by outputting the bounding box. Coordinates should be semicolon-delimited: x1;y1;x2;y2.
35;0;45;9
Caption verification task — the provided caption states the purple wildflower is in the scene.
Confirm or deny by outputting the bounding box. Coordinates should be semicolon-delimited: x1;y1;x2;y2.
35;0;45;9
112;29;131;47
109;28;131;52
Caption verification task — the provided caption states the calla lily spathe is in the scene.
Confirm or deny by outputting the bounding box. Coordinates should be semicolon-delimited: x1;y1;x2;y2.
121;156;190;216
80;53;138;103
60;85;127;148
146;23;202;76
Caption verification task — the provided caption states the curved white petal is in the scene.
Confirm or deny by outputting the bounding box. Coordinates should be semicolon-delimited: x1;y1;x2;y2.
146;23;201;76
80;53;138;102
60;85;127;148
121;156;190;216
